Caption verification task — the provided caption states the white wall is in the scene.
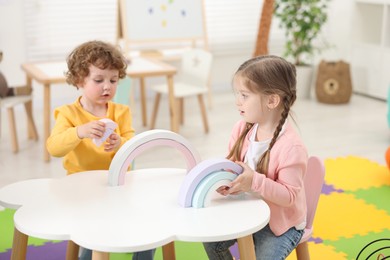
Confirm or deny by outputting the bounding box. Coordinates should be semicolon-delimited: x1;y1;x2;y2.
0;0;26;85
0;0;355;108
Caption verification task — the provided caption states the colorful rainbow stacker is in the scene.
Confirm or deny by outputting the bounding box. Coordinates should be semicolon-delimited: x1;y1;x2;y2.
107;129;243;208
179;158;243;208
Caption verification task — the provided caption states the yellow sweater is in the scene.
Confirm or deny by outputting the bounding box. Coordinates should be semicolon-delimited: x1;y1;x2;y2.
46;97;135;174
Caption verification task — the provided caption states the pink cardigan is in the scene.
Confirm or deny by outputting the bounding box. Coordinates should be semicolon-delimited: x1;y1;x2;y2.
228;120;308;236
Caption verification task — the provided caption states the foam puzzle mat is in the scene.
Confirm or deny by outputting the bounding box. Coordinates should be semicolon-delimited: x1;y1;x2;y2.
1;156;389;259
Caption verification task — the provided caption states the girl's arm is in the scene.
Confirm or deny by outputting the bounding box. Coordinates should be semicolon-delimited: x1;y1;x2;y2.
251;145;307;207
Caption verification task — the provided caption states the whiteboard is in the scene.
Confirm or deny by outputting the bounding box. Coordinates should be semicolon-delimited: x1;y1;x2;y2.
120;0;205;41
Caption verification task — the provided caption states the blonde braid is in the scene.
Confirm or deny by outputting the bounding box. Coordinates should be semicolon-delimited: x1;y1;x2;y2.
227;123;253;162
256;96;291;175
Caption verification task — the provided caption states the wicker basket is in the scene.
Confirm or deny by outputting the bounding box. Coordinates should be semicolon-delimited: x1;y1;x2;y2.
315;60;352;104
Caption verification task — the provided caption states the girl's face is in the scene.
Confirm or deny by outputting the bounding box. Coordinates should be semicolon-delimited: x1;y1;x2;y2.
80;64;119;106
233;76;268;124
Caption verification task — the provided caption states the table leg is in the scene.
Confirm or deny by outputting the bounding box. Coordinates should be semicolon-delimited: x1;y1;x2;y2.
25;75;34;139
139;77;147;127
92;251;109;260
11;227;28;260
162;242;176;260
66;241;80;260
43;83;51;162
166;75;178;132
237;234;256;260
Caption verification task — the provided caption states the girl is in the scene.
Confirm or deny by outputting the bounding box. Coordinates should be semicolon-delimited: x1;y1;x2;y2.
203;55;308;260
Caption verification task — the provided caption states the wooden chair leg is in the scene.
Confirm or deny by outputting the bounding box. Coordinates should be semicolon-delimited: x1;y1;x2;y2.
179;98;184;125
7;107;18;153
162;242;176;260
66;241;80;260
150;93;161;129
11;228;28;260
92;251;109;260
295;242;310;260
197;95;209;133
24;100;39;141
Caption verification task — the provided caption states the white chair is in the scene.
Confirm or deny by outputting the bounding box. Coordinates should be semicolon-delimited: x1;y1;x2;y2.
0;89;39;153
149;48;213;133
294;156;325;260
113;76;132;106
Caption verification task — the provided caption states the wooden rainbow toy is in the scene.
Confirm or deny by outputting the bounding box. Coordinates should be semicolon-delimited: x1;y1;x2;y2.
108;130;243;208
108;129;201;186
178;158;243;208
93;118;118;147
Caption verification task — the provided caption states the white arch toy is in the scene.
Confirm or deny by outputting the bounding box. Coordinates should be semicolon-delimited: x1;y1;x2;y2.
108;129;201;186
108;129;243;208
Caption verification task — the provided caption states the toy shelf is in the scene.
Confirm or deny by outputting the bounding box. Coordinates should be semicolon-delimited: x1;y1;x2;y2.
350;0;390;100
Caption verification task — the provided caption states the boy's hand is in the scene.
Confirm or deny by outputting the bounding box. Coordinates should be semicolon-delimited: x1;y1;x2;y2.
77;120;105;139
104;133;121;152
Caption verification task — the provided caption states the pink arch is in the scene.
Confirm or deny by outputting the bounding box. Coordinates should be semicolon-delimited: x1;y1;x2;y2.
108;130;201;186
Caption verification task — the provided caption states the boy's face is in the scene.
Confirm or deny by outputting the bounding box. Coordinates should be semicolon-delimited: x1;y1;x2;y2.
80;64;119;106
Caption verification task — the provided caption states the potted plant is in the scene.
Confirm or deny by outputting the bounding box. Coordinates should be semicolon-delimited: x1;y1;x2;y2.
274;0;329;98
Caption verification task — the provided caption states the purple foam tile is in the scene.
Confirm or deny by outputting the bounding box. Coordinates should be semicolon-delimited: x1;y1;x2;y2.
0;241;67;260
321;183;343;195
229;242;240;259
308;237;323;244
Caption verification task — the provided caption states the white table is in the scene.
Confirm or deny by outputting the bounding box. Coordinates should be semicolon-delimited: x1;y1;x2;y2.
21;57;177;162
0;168;270;260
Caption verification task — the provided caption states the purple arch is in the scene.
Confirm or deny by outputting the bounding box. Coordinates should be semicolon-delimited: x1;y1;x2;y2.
178;158;243;207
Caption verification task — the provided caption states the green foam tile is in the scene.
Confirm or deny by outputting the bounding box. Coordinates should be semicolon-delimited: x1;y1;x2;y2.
323;229;390;260
0;208;63;252
346;185;390;215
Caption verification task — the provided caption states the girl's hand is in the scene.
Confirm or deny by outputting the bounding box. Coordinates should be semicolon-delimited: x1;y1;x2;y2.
104;133;120;152
77;121;105;139
227;161;254;195
216;185;231;196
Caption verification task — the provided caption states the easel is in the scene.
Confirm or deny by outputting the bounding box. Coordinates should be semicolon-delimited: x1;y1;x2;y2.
117;0;209;60
116;0;213;107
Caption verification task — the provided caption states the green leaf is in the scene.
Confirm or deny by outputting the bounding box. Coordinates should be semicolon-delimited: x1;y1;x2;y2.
274;0;330;65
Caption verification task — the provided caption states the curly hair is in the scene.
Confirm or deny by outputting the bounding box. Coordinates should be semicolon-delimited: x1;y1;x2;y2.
65;40;128;87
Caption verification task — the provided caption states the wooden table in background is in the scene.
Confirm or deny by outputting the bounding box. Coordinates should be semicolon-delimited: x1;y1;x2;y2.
21;58;178;162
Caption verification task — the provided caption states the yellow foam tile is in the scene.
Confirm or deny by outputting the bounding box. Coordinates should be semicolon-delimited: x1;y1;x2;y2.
313;193;390;241
286;242;347;260
325;156;390;191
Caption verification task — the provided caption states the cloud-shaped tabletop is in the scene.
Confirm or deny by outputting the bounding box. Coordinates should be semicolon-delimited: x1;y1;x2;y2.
0;169;270;253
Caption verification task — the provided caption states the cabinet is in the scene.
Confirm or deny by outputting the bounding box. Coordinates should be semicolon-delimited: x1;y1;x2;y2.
350;0;390;100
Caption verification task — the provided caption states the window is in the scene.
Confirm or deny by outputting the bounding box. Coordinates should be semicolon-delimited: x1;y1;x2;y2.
23;0;284;60
24;0;117;61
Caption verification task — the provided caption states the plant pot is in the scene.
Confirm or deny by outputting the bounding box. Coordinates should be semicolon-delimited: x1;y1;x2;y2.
296;65;314;99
